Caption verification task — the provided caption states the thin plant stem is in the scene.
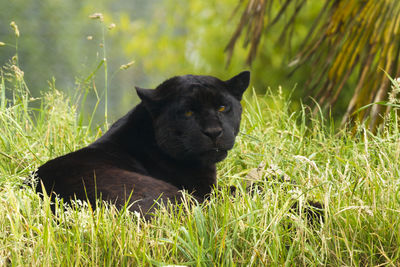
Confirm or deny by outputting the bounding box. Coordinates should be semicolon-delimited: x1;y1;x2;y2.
101;24;108;130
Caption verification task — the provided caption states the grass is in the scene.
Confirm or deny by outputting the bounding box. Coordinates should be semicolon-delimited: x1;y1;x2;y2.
1;63;400;266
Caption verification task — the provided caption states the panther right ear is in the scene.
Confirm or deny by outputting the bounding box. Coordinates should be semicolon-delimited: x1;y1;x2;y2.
135;87;158;114
136;86;154;102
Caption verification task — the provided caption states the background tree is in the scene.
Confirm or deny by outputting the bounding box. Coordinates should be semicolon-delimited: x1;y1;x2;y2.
1;0;362;125
226;0;400;128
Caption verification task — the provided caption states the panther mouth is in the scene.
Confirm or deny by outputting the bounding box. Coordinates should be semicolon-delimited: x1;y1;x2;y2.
203;147;227;154
198;148;228;163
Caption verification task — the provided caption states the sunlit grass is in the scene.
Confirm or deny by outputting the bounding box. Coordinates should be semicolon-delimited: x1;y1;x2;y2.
1;67;400;266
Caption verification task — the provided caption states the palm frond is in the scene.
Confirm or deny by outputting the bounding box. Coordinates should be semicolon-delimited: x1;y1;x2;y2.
226;0;400;128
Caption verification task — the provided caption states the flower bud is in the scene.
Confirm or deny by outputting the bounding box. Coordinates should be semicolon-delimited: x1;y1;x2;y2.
108;23;116;30
89;13;104;22
10;21;20;37
120;61;135;70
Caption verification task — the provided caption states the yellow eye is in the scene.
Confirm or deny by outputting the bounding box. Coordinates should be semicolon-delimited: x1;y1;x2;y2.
218;106;226;112
184;110;193;117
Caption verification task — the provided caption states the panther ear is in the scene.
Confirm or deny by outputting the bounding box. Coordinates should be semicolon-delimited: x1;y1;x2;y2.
135;86;158;114
225;71;250;100
135;86;155;102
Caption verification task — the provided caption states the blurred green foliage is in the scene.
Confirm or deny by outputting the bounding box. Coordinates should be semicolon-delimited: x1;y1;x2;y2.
0;0;322;121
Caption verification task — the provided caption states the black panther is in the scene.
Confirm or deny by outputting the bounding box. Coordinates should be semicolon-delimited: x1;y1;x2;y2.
35;71;251;217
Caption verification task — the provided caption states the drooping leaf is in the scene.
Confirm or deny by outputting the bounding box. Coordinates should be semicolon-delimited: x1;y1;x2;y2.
226;0;400;129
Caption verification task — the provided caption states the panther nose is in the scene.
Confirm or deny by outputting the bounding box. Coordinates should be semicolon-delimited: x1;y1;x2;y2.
202;127;223;140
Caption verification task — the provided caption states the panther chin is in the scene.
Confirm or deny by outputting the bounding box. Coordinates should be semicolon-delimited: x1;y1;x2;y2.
198;149;228;164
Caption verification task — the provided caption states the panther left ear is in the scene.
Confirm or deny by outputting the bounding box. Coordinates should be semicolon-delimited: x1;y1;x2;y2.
225;71;251;100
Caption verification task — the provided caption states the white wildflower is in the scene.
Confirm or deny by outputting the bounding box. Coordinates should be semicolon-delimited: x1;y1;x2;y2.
388;77;400;104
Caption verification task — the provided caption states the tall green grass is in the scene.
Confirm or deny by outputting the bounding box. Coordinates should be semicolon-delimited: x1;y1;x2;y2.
1;63;400;266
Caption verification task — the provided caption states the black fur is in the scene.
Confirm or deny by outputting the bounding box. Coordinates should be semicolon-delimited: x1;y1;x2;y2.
35;71;250;217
